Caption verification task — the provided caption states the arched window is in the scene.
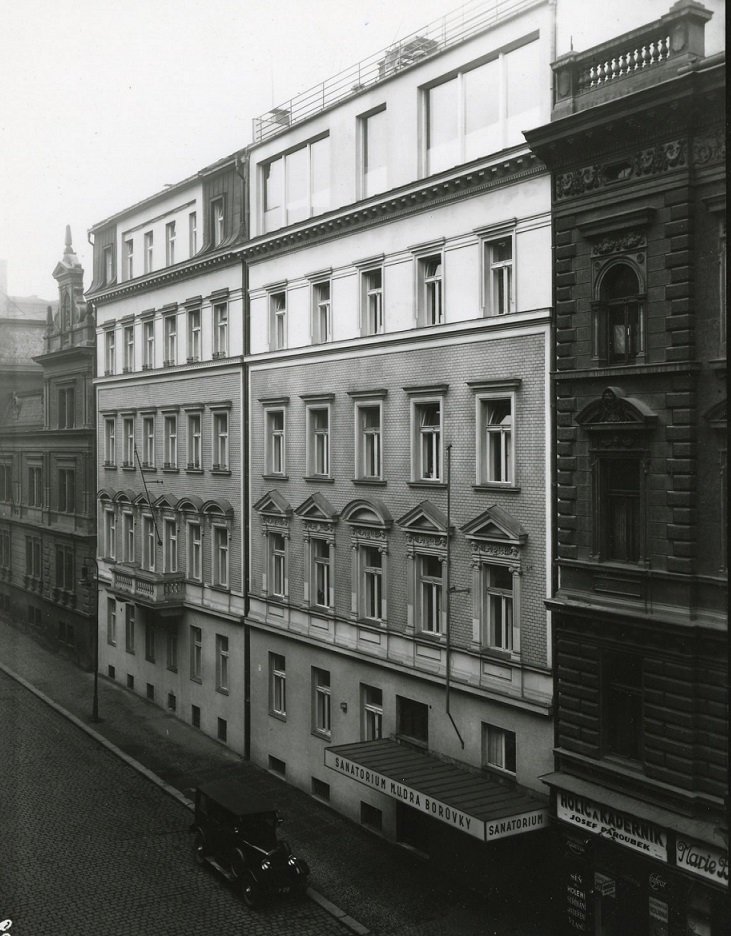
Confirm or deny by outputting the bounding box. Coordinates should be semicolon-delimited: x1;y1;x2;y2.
593;263;645;365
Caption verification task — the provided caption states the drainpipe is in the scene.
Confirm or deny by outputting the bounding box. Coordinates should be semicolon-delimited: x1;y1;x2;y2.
445;444;465;749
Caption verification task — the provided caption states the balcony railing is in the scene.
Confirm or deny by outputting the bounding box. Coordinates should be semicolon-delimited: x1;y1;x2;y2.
552;0;713;118
111;566;185;612
253;0;541;142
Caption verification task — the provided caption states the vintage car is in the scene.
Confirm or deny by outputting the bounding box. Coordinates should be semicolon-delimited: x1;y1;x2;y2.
189;778;310;908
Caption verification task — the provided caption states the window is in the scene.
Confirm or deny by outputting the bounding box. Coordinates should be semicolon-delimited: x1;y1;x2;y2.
147;683;155;702
361;107;387;197
187;308;201;362
312;668;331;737
266;408;285;475
163;415;177;468
213;526;229;588
28;466;42;507
213;412;228;469
165;221;176;266
217;718;227;743
187;413;201;469
0;529;10;569
413;400;442;482
311;538;332;609
270;532;287;598
479;396;513;485
123;512;134;562
312;777;330;801
417;554;443;634
307;406;330;477
312;281;331;343
164;314;177;366
144;231;153;273
192;704;201;727
213;302;228;357
362;685;383;741
215;635;229;692
55;545;74;591
211;197;225;246
270;653;286;717
356;403;382;480
125;239;134;279
361;268;383;335
593;264;645;365
145;621;156;662
189;212;197;256
104;330;115;374
270;292;287;350
58;468;75;512
483;724;516;775
163;519;177;572
396;696;428;747
263;136;330;232
104;418;116;465
190;625;202;681
418;255;443;325
143;319;155;369
104;509;116;559
103;245;114;284
482;565;514;651
360;802;382;833
360;546;384;622
58;387;75;428
187;522;201;580
26;536;42;578
0;465;11;501
123;417;134;467
484;236;514;316
598;457;641;562
142;416;155;467
123;325;134;372
107;597;117;645
142;515;155;571
426;42;540;174
603;652;642;760
125;604;135;652
166;629;178;671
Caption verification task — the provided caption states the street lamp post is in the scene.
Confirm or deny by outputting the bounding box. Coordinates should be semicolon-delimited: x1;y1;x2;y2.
82;557;100;723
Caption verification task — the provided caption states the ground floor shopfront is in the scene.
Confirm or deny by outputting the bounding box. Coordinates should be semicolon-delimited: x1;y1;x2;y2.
547;775;728;935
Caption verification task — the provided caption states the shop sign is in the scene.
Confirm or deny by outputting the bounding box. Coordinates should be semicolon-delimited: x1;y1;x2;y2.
557;790;668;861
675;835;728;888
648;896;669;936
594;872;615;897
566;870;589;932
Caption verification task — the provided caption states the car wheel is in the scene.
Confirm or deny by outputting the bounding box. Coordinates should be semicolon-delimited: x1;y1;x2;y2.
241;872;260;909
193;833;206;866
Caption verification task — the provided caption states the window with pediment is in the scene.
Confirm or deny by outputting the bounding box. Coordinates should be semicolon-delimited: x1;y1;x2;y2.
397;501;450;637
462;505;526;656
342;500;391;625
253;490;292;599
590;244;647;367
295;493;338;612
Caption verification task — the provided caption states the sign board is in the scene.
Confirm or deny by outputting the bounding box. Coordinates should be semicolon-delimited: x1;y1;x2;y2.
566;869;589;932
675;835;728;888
556;790;668;862
594;872;615;897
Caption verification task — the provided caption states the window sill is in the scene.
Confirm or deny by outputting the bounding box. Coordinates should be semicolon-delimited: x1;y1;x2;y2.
479;647;519;663
310;605;335;618
407;480;447;489
482;765;517;783
416;630;445;645
210;468;231;477
356;617;386;629
311;730;332;742
190;675;202;685
166;666;177;674
103;464;118;470
121;466;136;472
262;473;289;481
186;468;204;475
304;475;334;483
126;649;135;655
352;478;386;486
269;711;287;723
473;483;520;493
162;467;180;474
215;687;229;696
209;584;231;594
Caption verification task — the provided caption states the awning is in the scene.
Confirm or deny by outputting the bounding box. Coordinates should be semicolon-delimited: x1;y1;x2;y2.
325;740;548;843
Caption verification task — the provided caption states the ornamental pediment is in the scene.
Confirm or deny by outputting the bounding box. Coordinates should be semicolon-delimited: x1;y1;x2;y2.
294;491;338;523
461;505;527;547
253;489;293;517
396;500;450;536
576;387;657;429
340;498;391;530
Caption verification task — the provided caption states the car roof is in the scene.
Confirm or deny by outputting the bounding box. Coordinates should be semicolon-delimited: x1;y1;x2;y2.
197;777;279;817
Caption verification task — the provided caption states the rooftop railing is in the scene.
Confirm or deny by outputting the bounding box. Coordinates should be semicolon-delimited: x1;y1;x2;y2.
252;0;542;143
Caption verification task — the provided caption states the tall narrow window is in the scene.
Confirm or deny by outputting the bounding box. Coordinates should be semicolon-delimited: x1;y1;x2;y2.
166;629;178;671
28;467;42;507
483;565;513;651
313;281;331;344
164;519;177;572
361;546;383;621
213;302;228;357
415;401;441;481
216;635;229;692
104;418;116;465
187;308;201;362
58;387;75;428
123;417;134;467
308;407;330;476
357;404;382;480
362;268;383;335
270;653;286;716
107;597;117;645
187;522;201;580
603;652;642;760
142;416;154;468
125;604;135;653
213;412;229;469
164;415;177;469
144;231;153;273
600;458;641;562
362;685;383;741
190;625;202;681
270;532;287;598
142;515;155;571
187;413;201;469
145;621;156;662
103;245;114;285
270;292;287;351
312;539;331;608
143;320;155;369
362;107;387;197
418;554;443;634
211;197;225;247
213;526;229;588
123;512;134;562
188;212;197;256
485;236;513;316
596;264;645;365
164;315;177;366
483;724;516;775
481;398;513;484
165;221;176;265
105;509;116;559
123;325;134;371
266;409;285;475
125;240;134;279
419;255;443;325
313;668;331;737
104;330;115;375
58;468;75;513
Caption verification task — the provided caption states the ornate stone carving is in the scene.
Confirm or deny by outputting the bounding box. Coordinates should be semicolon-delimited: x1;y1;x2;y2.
470;543;521;561
692;130;725;167
591;231;646;256
406;533;447;550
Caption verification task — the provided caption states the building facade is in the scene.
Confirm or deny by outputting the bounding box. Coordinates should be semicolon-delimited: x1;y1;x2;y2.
244;0;555;890
0;229;97;668
526;2;727;932
86;151;249;753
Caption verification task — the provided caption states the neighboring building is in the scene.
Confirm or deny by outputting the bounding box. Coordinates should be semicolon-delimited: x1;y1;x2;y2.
244;0;555;891
526;2;727;932
0;258;54;402
0;229;97;667
86;150;249;753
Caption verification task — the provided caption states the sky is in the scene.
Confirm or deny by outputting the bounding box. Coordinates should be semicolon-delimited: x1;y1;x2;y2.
0;0;724;300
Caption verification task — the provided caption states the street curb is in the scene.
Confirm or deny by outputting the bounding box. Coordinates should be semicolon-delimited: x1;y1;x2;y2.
0;661;370;935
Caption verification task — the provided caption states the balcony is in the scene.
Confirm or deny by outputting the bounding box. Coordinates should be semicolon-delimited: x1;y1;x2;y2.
110;566;185;615
551;0;713;119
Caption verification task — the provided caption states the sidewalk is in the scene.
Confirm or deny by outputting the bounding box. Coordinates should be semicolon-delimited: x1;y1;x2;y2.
0;617;549;936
